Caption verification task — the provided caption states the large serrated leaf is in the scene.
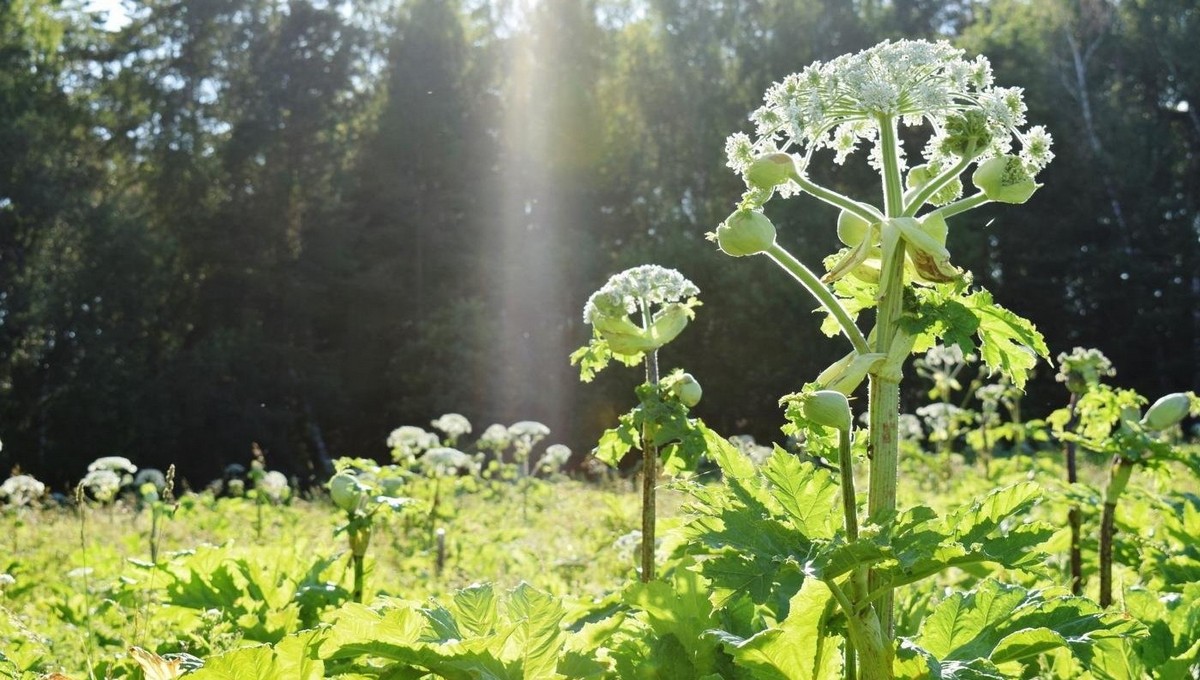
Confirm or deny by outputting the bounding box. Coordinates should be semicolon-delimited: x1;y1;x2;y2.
501;582;566;680
963;290;1047;388
762;450;839;540
452;584;498;638
188;645;278;680
709;578;842;680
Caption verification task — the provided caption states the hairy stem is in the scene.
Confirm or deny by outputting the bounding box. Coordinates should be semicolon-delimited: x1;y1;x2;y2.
867;114;906;638
639;299;661;583
1063;393;1083;595
1099;456;1134;608
766;243;870;355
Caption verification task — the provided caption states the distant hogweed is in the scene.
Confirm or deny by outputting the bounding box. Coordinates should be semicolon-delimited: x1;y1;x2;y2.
1056;346;1116;394
431;413;472;445
1;474;45;507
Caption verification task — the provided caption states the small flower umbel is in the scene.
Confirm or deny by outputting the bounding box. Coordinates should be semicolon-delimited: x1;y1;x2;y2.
571;265;703;582
719;39;1052;667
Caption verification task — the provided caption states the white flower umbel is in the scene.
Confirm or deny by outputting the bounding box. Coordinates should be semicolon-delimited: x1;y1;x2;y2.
729;40;1050;193
421;447;473;477
257;470;290;503
538;444;572;474
1056;346;1116;394
431;413;472;444
1;474;46;507
81;469;122;503
88;456;137;475
387;426;439;465
476;423;511;453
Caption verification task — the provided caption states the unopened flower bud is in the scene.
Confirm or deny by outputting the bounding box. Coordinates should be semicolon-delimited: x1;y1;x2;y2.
717;209;776;257
972;155;1037;204
941;110;992;158
837;210;871;247
745;152;798;191
671;373;703;407
1140;393;1190;432
802;390;852;431
329;472;366;512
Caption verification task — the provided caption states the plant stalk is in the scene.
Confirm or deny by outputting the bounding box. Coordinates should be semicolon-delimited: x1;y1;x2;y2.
640;346;660;583
1063;393;1083;595
766;243;870;355
866;114;906;638
1099;455;1134;608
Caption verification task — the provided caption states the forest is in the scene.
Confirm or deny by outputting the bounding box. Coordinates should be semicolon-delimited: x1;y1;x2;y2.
1;0;1196;486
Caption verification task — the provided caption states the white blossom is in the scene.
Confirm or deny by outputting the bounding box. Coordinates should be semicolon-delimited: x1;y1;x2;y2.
387;426;439;462
421;447;473;476
539;444;572;473
583;265;699;323
81;469;122;503
1;474;45;507
431;413;472;441
476;423;511;452
257;470;290;502
729;39;1051;183
88;456;137;475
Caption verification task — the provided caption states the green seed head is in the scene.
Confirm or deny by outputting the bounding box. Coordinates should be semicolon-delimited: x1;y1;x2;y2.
836;210;871;247
745;152;798;191
972;155;1037;204
717;209;777;257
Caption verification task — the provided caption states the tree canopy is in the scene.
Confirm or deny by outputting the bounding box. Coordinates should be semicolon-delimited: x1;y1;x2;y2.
0;0;1195;485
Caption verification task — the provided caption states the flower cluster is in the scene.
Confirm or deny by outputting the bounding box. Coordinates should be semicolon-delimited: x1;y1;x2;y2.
726;39;1052;197
583;265;699;323
431;413;472;443
421;447;473;477
256;470;290;503
81;469;122;502
476;424;511;452
539;444;572;473
1;474;46;507
387;426;439;463
1055;346;1116;394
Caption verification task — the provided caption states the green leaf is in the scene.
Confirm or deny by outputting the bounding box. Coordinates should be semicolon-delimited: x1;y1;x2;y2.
762;449;839;540
452;583;498;637
709;578;842;680
501;583;566;680
593;419;638;467
273;630;326;680
963;290;1047;389
189;645;279;680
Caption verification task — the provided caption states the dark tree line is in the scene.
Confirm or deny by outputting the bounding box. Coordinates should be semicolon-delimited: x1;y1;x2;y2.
0;0;1195;486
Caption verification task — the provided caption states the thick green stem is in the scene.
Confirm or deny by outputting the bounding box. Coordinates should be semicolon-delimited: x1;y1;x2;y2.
352;552;365;604
765;243;870;355
1099;456;1134;608
838;429;859;543
640;347;660;583
826;578;893;680
638;298;661;583
902;148;974;217
929;192;990;220
791;173;882;225
867;114;906;638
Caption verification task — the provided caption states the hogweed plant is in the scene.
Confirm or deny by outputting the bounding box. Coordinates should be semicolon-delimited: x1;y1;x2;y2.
1058;386;1199;608
571;264;704;582
1052;346;1116;595
327;460;414;603
714;39;1074;676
